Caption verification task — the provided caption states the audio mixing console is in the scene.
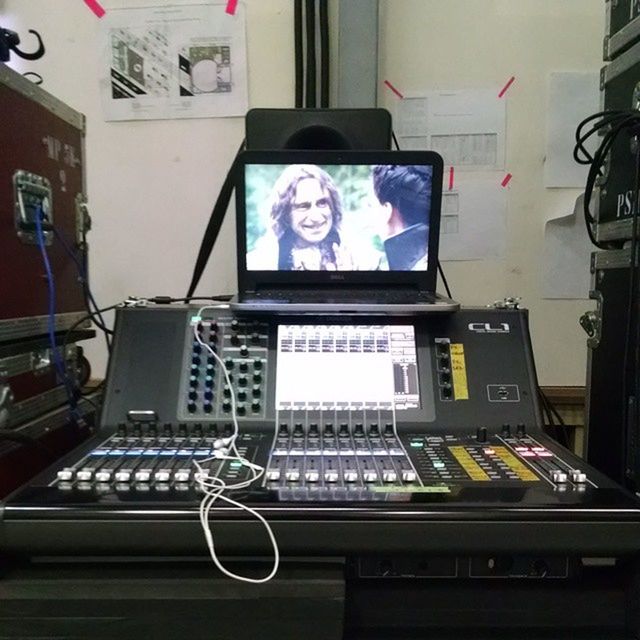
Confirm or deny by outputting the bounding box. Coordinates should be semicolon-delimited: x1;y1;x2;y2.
3;303;639;549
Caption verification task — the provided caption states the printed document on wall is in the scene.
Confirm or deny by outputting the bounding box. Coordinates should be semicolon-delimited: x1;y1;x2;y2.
98;3;248;121
395;89;506;170
438;174;507;261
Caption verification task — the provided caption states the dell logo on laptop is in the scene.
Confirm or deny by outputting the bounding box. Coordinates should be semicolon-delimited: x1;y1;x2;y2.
468;322;510;334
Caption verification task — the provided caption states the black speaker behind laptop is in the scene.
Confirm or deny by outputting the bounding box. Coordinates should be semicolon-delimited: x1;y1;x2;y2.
245;108;392;150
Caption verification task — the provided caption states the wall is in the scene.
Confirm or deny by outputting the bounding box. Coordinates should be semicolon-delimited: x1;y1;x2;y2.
2;0;605;385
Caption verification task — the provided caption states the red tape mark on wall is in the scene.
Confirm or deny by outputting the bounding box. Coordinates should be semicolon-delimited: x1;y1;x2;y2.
226;0;239;15
498;76;515;98
501;172;513;187
448;167;455;191
83;0;106;18
384;80;404;99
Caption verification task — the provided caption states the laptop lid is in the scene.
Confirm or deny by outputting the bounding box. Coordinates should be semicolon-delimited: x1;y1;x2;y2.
235;149;444;297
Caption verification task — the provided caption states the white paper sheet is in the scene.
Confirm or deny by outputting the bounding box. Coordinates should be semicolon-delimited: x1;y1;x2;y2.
544;72;600;188
395;89;506;170
98;3;248;121
542;193;592;299
438;174;507;261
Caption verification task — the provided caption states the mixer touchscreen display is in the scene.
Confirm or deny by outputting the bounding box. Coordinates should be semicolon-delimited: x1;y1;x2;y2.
276;325;420;410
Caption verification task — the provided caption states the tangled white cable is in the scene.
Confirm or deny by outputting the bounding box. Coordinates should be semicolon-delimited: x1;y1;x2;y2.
191;307;279;583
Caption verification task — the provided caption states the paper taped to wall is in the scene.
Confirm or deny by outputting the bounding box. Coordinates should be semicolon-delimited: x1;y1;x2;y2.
395;89;506;171
98;3;248;121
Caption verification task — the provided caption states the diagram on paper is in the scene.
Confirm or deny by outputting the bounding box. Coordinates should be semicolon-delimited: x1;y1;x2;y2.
100;4;248;121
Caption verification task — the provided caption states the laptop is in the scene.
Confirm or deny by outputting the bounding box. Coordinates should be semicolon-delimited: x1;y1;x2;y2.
230;149;459;314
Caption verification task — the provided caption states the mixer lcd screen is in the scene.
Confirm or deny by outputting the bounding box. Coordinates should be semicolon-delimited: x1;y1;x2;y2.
275;325;420;410
244;163;433;272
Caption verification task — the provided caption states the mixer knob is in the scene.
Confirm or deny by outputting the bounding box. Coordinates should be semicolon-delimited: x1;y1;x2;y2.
240;345;249;358
230;319;240;332
222;399;231;413
339;423;349;436
238;375;247;387
174;470;191;483
224;358;234;370
294;422;304;436
163;423;173;436
205;375;214;388
187;402;197;413
278;423;289;436
570;470;587;484
251;400;261;413
231;334;241;347
384;423;394;436
178;423;188;436
476;427;487;443
252;385;261;398
324;422;334;435
193;344;202;354
250;332;260;345
369;423;379;436
237;390;247;401
253;372;262;384
196;322;204;334
309;423;319;436
135;470;151;483
188;390;198;401
501;423;511;437
354;423;364;436
223;385;231;397
189;376;198;388
442;383;453;399
253;358;263;370
204;403;213;414
516;423;526;437
190;364;199;374
206;359;215;369
237;404;246;416
239;361;248;373
192;356;201;366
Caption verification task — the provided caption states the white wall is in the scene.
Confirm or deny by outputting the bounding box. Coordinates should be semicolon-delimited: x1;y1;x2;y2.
2;0;605;386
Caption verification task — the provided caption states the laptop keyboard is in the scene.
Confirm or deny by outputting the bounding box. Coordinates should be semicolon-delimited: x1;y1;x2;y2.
250;289;437;304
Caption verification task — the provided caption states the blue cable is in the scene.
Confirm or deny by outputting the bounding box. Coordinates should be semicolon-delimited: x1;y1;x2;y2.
52;225;112;348
34;207;80;420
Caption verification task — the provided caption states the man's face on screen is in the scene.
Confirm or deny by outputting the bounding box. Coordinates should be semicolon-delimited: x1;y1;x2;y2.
289;178;333;245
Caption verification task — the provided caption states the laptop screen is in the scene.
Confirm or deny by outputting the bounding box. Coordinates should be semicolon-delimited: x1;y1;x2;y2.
235;150;443;292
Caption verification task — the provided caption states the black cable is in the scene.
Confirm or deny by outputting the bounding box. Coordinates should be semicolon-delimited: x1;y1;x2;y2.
304;0;316;108
437;261;452;298
391;131;400;150
186;140;245;299
294;0;303;108
319;0;329;108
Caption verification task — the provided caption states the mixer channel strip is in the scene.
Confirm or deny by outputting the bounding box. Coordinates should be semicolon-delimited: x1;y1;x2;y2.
265;420;420;489
53;425;262;492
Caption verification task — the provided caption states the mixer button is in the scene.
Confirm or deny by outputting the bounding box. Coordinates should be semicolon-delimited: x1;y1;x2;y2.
363;471;378;483
305;470;320;482
115;470;132;482
155;470;171;482
95;470;112;482
76;470;93;481
324;470;339;482
285;470;300;482
135;470;151;482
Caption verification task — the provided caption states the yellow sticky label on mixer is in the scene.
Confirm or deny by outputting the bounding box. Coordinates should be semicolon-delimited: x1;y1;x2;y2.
493;447;539;482
449;446;490;481
450;344;469;400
